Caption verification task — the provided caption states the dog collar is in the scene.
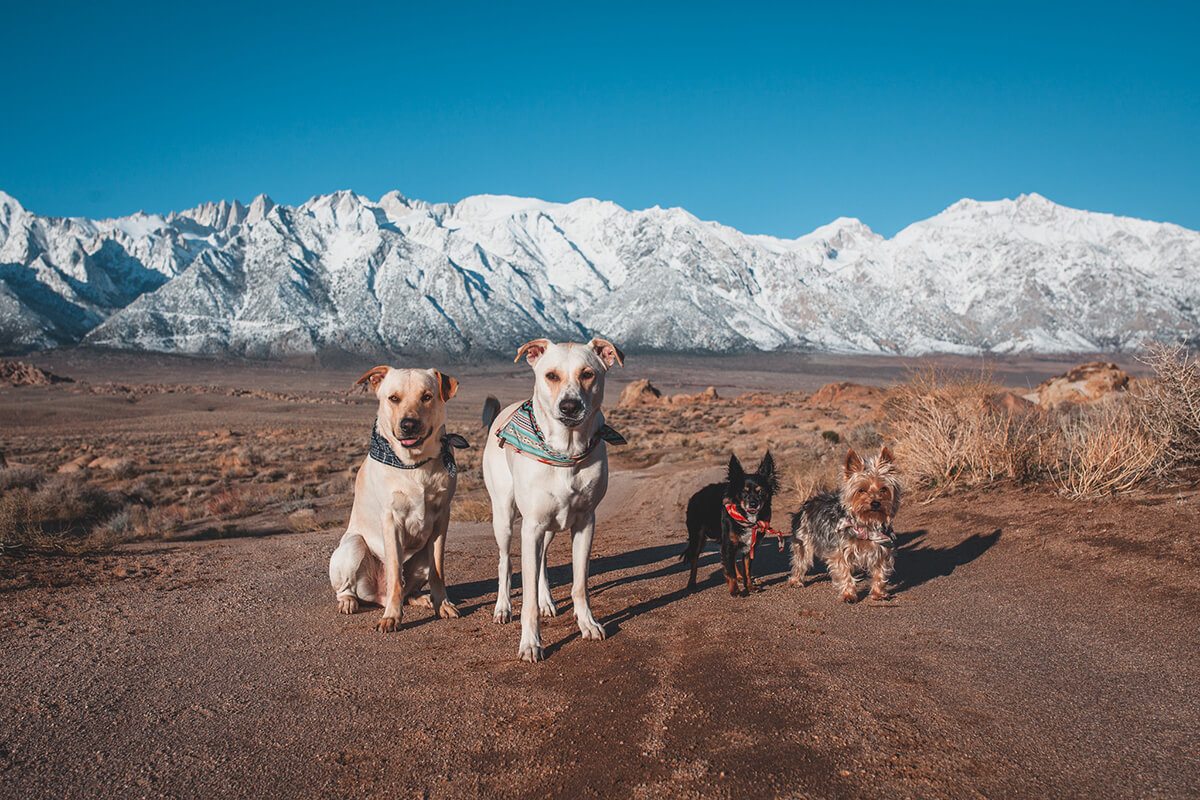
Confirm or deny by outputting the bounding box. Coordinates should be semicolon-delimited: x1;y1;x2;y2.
724;502;786;552
369;423;469;476
838;517;896;546
496;399;625;467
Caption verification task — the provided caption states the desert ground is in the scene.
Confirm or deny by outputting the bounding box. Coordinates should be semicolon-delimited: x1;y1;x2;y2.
0;349;1196;800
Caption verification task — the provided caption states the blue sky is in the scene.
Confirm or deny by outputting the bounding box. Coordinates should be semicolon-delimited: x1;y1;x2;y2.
1;1;1197;237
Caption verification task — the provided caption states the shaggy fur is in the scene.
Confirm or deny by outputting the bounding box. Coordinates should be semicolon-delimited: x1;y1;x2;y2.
682;452;778;596
789;447;902;603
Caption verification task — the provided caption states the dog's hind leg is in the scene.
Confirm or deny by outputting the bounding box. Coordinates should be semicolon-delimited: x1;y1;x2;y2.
683;518;703;589
569;513;605;641
490;496;517;624
538;529;558;618
788;535;814;588
329;531;381;614
517;518;548;662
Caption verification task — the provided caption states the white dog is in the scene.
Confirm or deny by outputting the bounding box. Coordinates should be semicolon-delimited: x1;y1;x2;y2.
329;366;465;631
482;338;625;662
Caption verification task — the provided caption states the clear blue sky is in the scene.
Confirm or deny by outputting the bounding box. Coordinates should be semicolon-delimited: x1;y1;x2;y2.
1;1;1197;237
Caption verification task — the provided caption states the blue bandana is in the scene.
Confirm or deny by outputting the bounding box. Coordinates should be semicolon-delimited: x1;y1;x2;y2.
369;422;469;476
496;400;625;467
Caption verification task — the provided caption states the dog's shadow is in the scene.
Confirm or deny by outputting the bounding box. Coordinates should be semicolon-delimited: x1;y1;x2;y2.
892;528;1001;593
448;528;1000;638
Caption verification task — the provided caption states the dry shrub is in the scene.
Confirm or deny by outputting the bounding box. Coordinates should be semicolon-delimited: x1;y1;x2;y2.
0;465;44;492
0;490;46;554
32;475;125;526
884;367;1051;494
1137;343;1200;471
1053;399;1162;497
451;496;493;522
204;487;268;518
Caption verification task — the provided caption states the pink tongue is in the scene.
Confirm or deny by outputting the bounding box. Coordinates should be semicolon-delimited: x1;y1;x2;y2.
400;437;419;447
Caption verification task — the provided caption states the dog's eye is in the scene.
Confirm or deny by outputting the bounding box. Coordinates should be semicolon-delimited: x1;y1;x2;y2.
545;372;560;383
421;392;433;403
858;488;867;494
388;395;400;404
580;369;595;381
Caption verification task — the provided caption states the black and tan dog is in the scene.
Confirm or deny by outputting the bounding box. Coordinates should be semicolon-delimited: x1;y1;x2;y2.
682;452;779;596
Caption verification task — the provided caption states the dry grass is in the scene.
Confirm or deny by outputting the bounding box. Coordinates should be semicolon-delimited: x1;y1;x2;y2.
1138;342;1200;471
451;496;493;522
1053;399;1163;497
881;350;1200;499
883;367;1053;494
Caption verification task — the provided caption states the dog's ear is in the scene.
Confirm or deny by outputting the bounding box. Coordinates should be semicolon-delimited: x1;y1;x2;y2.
355;365;389;392
589;338;624;368
878;446;894;467
433;370;458;402
756;450;778;492
726;454;745;486
515;339;552;366
844;448;864;479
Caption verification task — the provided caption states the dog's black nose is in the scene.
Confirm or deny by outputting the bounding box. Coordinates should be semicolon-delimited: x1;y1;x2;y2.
559;398;582;417
870;500;882;510
399;417;421;434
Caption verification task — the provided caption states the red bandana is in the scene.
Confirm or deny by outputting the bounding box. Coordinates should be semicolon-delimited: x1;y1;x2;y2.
724;503;787;552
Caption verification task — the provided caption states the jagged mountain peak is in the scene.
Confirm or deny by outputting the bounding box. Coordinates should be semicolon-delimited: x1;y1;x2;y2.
0;188;1196;357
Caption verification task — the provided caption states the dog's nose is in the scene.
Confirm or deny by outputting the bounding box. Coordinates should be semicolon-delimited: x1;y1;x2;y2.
559;398;582;417
870;500;882;510
399;417;421;434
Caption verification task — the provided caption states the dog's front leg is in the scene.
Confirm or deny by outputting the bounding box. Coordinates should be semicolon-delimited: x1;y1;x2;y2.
428;514;459;619
517;518;547;662
376;509;405;632
570;513;605;641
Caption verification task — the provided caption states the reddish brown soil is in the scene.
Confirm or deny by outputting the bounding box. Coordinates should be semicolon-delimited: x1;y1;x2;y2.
0;353;1195;800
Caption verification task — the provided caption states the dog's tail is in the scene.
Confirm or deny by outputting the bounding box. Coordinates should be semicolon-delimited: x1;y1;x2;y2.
481;395;502;429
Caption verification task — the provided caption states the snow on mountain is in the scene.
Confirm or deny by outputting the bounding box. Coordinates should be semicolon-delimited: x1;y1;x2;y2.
0;189;1196;357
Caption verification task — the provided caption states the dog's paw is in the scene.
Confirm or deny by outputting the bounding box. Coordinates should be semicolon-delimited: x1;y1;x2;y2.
869;589;892;602
405;594;434;609
787;575;805;588
517;641;544;663
578;619;606;641
438;600;460;619
539;598;558;618
337;595;359;615
840;591;859;604
493;604;512;624
375;615;402;632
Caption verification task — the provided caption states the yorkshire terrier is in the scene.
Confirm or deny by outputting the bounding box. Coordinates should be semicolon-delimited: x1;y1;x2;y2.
789;447;901;603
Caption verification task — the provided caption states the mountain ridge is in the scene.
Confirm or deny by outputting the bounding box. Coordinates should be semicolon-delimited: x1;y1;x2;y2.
1;189;1196;358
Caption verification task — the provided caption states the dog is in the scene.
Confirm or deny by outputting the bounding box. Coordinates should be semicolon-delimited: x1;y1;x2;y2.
328;366;466;631
788;447;901;603
682;451;779;596
482;338;625;662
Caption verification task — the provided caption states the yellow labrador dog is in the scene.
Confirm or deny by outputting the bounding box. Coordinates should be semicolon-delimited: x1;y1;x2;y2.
329;366;464;631
483;338;624;662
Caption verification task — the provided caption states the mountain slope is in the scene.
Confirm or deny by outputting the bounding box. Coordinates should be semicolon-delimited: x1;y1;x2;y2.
1;189;1196;357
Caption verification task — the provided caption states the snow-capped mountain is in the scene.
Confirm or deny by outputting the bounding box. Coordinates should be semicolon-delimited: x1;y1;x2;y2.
1;189;1196;357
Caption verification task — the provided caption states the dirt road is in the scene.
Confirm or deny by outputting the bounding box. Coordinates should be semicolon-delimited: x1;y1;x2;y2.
2;460;1197;799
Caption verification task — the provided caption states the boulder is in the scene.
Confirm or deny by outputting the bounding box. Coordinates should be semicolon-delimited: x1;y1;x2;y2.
58;455;91;473
668;386;720;405
809;382;885;406
1030;362;1131;408
0;360;72;386
992;391;1038;415
617;379;663;408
